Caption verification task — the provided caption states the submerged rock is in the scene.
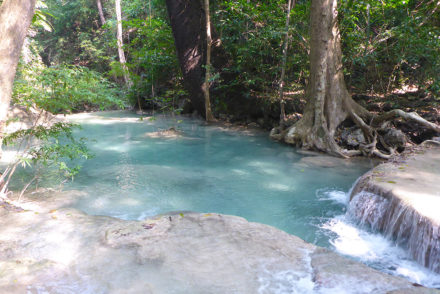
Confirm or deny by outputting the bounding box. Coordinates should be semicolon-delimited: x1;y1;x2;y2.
0;196;434;293
298;155;351;168
350;145;440;274
143;127;183;138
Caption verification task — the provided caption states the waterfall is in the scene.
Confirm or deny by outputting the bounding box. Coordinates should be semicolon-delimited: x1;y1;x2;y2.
348;191;440;274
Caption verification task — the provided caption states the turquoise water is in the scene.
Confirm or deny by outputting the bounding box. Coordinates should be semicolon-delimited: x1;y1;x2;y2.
65;111;372;247
9;111;440;287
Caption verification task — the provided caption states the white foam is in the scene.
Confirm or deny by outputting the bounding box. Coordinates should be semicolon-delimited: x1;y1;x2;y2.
321;215;440;288
317;189;348;205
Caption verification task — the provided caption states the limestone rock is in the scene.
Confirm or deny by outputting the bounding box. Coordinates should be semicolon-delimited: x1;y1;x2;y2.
269;127;284;141
0;198;436;293
311;248;426;293
383;128;407;148
350;145;440;274
341;127;366;147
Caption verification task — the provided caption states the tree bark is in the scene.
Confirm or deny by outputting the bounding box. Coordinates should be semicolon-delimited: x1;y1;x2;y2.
97;0;106;26
115;0;131;87
166;0;238;118
281;0;355;156
0;0;36;152
203;0;215;121
165;0;208;116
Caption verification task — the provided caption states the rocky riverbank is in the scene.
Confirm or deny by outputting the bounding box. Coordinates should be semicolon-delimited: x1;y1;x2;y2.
0;190;437;293
349;142;440;274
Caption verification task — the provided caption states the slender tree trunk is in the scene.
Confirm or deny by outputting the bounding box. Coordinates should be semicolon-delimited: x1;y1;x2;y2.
149;0;155;99
0;0;36;154
97;0;106;26
115;0;131;87
279;0;294;127
245;0;250;40
203;0;215;121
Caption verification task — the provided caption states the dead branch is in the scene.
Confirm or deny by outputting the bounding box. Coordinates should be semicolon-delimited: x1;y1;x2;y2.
371;109;440;133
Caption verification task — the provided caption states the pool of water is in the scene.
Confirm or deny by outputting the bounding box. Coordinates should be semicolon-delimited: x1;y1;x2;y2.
11;111;440;288
65;112;370;246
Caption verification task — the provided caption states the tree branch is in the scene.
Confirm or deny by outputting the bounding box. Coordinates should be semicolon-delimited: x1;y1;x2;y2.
371;109;440;133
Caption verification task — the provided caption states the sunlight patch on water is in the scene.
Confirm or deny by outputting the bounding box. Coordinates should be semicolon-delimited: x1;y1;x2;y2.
265;182;292;192
231;169;249;176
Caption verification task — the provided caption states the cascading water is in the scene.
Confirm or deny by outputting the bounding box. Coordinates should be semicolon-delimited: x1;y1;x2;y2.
348;191;440;274
320;188;440;288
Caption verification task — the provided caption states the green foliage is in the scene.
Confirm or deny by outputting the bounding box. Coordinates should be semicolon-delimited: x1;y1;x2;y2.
3;123;91;179
36;0;114;71
213;0;310;95
24;0;440;114
5;55;123;193
13;62;125;113
153;88;188;113
340;0;440;95
121;8;181;108
32;1;54;32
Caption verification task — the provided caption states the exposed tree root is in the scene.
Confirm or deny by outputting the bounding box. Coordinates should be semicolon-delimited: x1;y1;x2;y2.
371;109;440;132
421;140;440;147
276;99;440;159
347;106;440;158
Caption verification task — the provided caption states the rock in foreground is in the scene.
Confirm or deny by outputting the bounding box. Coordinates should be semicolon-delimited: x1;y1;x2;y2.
0;198;436;293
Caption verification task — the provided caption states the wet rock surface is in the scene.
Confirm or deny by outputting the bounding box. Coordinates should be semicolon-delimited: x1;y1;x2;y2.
0;194;435;293
350;145;440;274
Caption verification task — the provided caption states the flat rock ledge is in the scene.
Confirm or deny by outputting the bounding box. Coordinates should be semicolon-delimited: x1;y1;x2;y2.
0;196;436;294
350;144;440;274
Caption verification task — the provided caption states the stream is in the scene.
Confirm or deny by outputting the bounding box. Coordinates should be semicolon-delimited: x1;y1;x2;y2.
9;111;440;289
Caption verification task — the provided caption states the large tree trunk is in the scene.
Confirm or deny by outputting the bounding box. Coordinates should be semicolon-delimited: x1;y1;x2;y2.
283;0;360;156
165;0;209;117
166;0;237;118
0;0;36;151
275;0;440;158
